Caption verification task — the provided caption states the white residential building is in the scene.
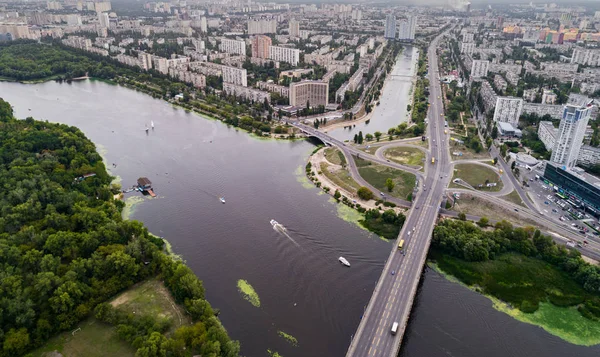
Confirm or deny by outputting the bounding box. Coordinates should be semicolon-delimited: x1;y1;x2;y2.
152;56;168;74
494;74;507;92
384;14;396;39
461;42;475;55
471;60;490;79
222;65;248;87
269;45;300;66
577;145;600;166
289;80;329;107
463;33;474;43
288;19;300;37
571;48;600;67
493;97;523;126
223;82;270;103
219;38;246;56
248;18;277;35
538;121;559;151
98;12;109;28
398;15;416;41
551;104;593;168
138;52;153;70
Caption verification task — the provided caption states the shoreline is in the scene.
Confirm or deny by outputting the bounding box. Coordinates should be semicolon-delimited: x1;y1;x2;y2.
429;261;600;346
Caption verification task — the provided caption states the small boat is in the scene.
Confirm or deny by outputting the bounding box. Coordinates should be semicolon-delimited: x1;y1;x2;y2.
151;120;155;129
220;197;226;204
270;219;287;231
339;257;350;267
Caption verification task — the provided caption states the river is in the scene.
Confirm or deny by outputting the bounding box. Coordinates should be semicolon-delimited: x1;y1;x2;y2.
2;79;599;357
327;45;418;142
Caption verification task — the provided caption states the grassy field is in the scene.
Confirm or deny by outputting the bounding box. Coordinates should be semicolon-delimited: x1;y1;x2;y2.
32;318;135;357
355;157;416;200
320;162;361;194
110;278;190;334
324;147;347;166
451;193;537;227
501;190;526;207
451;163;503;192
449;138;491;160
430;251;600;346
383;147;425;167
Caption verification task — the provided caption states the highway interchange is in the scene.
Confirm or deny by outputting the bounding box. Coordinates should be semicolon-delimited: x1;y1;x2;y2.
291;26;600;357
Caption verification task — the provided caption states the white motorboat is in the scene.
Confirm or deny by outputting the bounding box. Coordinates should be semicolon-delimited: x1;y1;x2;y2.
338;257;350;267
220;197;225;203
270;219;286;231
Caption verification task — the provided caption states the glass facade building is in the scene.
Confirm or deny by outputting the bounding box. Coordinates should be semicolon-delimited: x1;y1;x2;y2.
543;162;600;211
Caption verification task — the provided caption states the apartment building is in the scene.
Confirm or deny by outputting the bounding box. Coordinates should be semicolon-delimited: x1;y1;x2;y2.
222;65;248;87
289;81;329;107
571;48;600;67
384;14;396;39
494;74;508;92
398;15;416;41
257;81;290;98
551;104;593;168
248;18;277;35
493;97;523;126
538;121;559;151
269;45;300;66
461;42;475;55
289;19;300;37
219;38;246;56
251;35;272;59
223;82;270;103
471;60;490;79
542;90;557;104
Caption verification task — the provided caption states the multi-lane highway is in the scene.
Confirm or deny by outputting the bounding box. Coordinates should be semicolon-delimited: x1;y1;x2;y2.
344;30;452;357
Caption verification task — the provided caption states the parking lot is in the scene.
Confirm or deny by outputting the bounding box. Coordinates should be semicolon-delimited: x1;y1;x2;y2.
521;166;598;248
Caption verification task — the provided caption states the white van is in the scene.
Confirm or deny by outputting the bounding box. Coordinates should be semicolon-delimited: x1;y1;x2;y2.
391;322;399;335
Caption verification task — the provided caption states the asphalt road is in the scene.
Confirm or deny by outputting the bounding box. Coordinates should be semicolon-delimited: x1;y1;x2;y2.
344;29;453;357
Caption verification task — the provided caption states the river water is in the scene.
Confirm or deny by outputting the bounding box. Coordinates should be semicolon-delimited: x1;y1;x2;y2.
327;45;418;142
2;78;599;357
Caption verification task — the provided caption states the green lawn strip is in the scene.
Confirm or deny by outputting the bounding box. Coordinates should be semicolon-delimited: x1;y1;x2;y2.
501;190;526;207
320;162;361;194
430;250;600;345
451;163;503;192
237;279;261;307
110;278;190;334
383;147;425;167
324;147;347;166
31;318;135;357
354;157;416;200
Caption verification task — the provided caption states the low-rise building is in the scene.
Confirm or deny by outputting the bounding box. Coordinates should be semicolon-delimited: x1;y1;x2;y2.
497;122;522;137
223;82;270;103
257;81;289;98
494;74;508;92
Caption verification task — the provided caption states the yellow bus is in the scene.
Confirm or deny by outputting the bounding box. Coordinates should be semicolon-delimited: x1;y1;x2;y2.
398;239;405;250
431;157;435;164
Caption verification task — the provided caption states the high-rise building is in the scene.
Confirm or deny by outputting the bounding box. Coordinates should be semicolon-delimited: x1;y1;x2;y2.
288;19;300;37
251;35;272;59
219;38;246;56
199;16;207;33
289;81;329;107
470;60;490;78
269;45;300;66
493;97;523;126
98;12;109;28
67;14;82;26
138;52;153;70
463;33;474;43
551;103;593;168
248;18;277;35
222;65;248;87
461;42;475;55
384;14;396;39
398;15;416;41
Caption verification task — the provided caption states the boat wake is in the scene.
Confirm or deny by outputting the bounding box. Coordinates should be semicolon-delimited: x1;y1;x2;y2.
271;220;300;247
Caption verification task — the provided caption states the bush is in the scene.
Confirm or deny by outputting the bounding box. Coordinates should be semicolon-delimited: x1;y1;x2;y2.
519;300;539;313
382;201;396;207
357;186;374;200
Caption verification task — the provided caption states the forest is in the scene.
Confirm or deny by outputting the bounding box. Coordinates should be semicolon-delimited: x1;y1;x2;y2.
432;219;600;318
0;98;239;356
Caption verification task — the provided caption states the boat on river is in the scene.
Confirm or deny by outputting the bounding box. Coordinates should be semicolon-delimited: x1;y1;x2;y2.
270;219;286;231
220;197;225;203
339;257;350;267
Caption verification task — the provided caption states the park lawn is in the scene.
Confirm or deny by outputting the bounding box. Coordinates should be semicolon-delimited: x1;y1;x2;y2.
324;147;347;166
430;251;600;345
501;190;526;207
110;278;191;335
383;147;425;167
451;193;537;227
354;157;416;200
320;162;361;194
452;163;503;192
31;318;135;357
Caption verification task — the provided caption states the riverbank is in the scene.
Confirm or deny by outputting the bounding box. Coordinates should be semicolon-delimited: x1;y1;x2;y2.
431;219;600;346
306;146;406;239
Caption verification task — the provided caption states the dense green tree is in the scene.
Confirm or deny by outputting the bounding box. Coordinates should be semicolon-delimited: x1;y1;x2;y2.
385;178;395;192
357;187;374;200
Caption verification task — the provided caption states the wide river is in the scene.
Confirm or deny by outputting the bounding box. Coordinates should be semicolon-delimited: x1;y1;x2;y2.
2;78;599;357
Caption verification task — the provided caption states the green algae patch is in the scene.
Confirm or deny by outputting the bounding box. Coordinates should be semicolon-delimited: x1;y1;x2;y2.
277;331;298;346
267;349;283;357
121;195;145;220
237;279;260;307
295;165;315;189
429;262;600;346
